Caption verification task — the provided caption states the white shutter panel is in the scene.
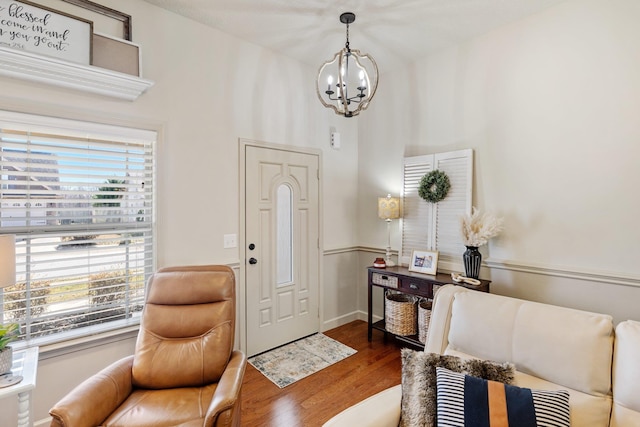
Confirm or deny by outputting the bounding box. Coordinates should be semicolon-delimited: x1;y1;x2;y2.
400;149;473;267
400;156;433;266
433;149;473;257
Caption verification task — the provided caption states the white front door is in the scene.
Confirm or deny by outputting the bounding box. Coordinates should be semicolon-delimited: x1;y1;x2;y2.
244;144;320;356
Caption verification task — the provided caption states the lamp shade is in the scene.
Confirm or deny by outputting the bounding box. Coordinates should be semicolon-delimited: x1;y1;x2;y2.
378;195;400;220
0;235;16;288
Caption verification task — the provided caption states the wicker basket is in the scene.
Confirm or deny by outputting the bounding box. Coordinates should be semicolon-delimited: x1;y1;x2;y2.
385;293;417;336
418;300;433;344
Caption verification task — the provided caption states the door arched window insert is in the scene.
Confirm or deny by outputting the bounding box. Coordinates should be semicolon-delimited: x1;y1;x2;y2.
276;184;293;286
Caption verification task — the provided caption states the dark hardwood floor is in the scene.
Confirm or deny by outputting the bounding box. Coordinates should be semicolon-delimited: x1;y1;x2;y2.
240;320;405;426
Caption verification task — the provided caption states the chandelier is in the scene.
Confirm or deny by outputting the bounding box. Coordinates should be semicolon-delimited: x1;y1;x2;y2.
316;12;379;118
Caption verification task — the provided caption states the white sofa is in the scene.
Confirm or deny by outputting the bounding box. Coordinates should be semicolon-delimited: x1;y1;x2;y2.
324;284;640;427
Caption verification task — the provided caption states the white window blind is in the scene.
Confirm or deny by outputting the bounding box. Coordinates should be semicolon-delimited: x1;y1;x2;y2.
0;110;155;345
400;149;473;266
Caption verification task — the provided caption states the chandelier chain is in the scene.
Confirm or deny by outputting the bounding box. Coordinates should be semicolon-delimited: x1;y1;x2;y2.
345;23;350;51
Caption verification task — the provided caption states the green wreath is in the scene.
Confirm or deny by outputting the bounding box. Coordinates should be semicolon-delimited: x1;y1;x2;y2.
418;170;451;203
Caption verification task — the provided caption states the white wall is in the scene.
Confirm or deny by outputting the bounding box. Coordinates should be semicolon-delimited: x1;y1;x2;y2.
0;0;360;423
5;0;640;423
360;0;640;324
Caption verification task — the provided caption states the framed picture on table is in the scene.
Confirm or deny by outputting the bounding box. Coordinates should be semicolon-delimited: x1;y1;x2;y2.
408;250;439;275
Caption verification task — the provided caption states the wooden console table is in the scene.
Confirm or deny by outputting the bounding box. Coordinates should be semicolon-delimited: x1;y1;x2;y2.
367;266;490;348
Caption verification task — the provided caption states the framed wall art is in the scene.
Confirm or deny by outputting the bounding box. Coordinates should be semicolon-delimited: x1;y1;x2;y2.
61;0;131;41
408;250;439;275
92;32;140;76
0;0;93;64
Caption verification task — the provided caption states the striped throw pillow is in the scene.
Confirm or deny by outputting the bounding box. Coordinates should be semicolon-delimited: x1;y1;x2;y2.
436;367;570;427
400;350;515;427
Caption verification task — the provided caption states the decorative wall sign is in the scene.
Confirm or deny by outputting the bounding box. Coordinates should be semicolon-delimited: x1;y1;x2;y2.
0;0;92;64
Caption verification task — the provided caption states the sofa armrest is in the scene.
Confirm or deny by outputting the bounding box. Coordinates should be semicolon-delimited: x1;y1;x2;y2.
205;350;248;427
322;384;402;427
424;284;469;354
49;355;134;427
611;320;640;426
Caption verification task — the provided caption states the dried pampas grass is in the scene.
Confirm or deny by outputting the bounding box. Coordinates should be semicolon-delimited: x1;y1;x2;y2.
460;207;503;247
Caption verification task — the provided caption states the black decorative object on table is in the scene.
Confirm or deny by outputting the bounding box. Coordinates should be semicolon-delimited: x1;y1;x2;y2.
460;208;504;280
463;246;482;279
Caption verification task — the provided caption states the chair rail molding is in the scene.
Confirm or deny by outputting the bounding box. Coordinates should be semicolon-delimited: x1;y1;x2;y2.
0;46;154;101
328;247;639;289
485;258;640;288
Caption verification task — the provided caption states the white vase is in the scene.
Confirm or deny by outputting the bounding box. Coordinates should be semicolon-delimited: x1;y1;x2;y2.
0;346;13;375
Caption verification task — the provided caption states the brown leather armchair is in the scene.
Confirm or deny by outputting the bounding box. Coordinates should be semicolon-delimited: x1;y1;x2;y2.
49;265;247;427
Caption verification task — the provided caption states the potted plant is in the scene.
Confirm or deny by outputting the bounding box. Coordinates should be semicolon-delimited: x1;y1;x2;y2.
0;323;19;375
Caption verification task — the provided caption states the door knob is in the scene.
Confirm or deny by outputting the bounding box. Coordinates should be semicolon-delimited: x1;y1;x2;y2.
248;243;255;250
249;257;258;265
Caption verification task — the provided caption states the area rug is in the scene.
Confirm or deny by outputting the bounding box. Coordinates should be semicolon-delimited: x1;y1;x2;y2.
248;333;357;388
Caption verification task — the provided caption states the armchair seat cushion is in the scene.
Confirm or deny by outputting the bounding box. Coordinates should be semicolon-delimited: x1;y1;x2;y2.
103;384;217;427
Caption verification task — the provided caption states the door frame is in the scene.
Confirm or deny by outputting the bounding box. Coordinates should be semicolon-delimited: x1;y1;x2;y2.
238;138;324;354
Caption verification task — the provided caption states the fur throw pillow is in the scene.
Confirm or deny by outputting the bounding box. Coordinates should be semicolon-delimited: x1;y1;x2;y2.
399;349;515;427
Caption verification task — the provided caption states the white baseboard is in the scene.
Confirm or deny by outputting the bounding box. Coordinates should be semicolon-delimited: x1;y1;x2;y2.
322;310;380;332
322;312;360;331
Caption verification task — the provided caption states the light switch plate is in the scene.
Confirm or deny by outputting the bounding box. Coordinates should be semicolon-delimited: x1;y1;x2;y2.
223;234;237;248
331;132;341;149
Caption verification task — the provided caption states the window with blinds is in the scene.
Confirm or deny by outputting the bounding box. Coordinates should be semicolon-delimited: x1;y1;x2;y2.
400;149;473;266
0;110;155;346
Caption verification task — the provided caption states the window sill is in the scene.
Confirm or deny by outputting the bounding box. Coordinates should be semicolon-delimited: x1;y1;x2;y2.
0;46;154;101
14;322;140;360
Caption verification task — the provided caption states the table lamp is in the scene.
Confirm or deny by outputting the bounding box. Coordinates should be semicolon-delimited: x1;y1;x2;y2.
378;194;400;267
0;235;15;287
0;235;16;324
0;235;20;385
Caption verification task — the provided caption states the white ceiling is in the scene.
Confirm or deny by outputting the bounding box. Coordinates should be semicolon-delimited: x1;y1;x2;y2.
142;0;568;72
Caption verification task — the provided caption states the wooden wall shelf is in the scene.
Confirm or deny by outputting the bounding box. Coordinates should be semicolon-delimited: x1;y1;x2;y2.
0;46;154;101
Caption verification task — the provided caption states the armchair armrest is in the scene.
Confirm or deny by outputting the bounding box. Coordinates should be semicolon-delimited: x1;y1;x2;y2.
205;350;248;427
49;355;134;427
